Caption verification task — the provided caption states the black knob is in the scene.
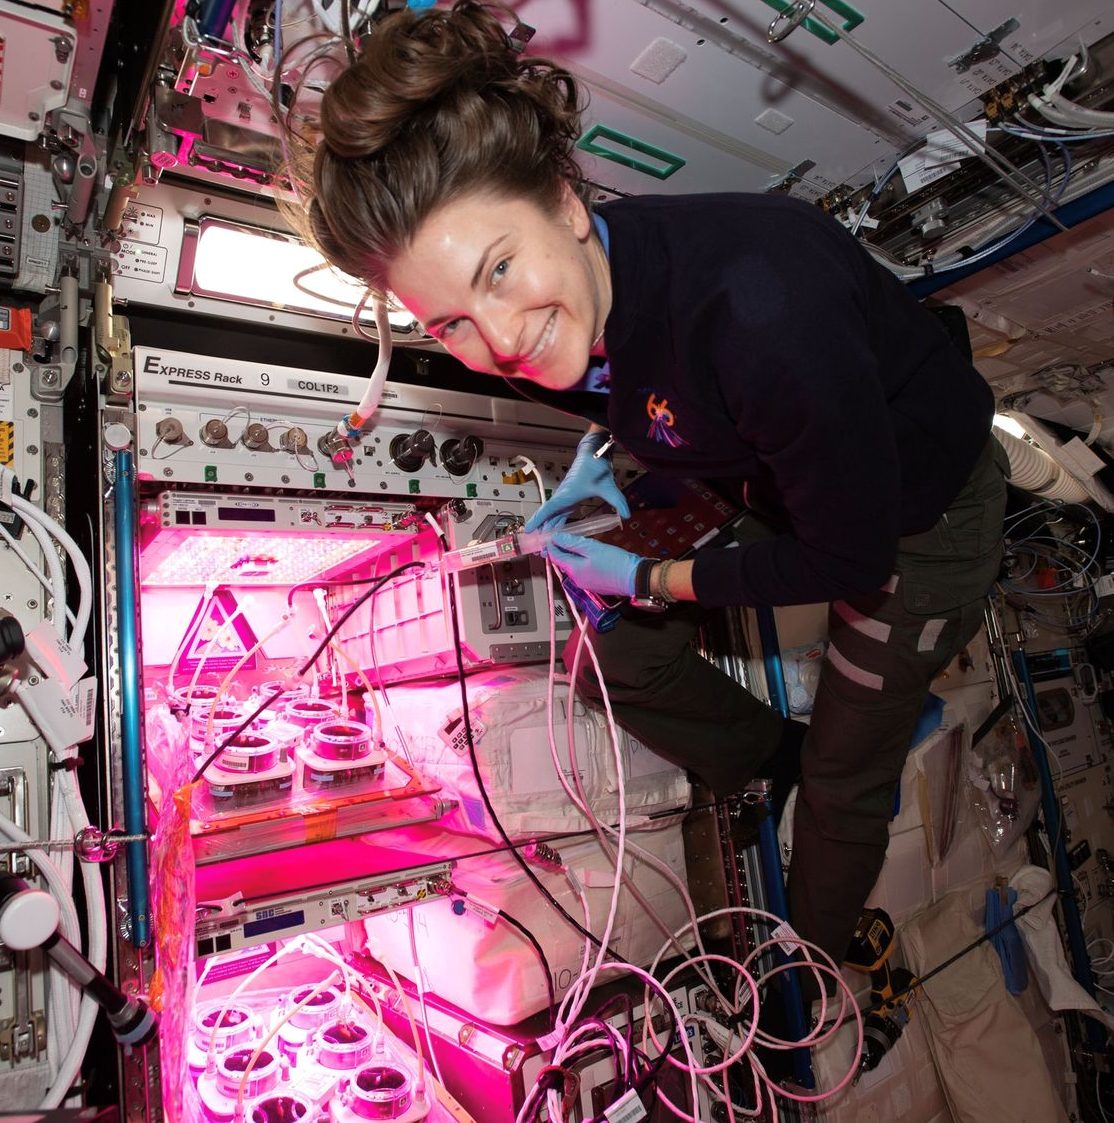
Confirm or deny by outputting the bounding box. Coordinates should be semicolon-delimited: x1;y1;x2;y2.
0;614;25;661
440;435;484;477
390;429;436;472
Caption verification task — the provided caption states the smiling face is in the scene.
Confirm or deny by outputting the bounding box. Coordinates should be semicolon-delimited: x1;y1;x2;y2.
386;185;612;391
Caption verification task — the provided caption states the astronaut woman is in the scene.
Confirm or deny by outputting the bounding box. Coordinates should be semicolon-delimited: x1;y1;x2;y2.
298;1;1008;979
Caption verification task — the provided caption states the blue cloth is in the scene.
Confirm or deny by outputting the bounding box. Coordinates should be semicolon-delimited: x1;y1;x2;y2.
986;885;1029;995
910;692;945;750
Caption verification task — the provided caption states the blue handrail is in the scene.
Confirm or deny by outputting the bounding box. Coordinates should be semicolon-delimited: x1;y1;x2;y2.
114;450;150;947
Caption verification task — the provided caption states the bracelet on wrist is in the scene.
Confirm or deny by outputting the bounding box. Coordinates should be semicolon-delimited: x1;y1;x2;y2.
656;559;678;604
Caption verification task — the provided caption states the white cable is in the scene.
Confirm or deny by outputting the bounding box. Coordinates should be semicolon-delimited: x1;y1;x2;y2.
0;810;97;1109
423;512;445;541
551;608;628;1037
184;597;251;703
167;585;217;697
46;778;77;1081
555;581;720;1000
55;766;107;1108
406;908;445;1085
540;552;725;1009
1029;58;1114;130
337;295;394;436
2;484;93;648
0;521;70;637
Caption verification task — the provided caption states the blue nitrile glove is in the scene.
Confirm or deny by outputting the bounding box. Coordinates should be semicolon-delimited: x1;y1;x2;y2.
547;533;643;598
524;431;630;534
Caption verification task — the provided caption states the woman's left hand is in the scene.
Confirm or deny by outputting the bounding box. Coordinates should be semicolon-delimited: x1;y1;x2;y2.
546;533;644;597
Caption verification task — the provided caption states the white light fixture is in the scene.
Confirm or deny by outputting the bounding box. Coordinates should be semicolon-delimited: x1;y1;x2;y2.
177;217;425;339
992;413;1026;438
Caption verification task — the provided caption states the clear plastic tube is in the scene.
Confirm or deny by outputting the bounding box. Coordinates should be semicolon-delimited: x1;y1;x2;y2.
439;511;622;573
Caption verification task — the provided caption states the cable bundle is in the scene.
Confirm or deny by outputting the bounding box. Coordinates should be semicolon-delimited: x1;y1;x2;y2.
0;465;103;1109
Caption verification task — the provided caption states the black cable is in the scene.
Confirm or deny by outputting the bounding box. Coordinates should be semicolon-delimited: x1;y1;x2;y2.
590;992;637;1088
569;1015;628;1090
497;905;558;1030
339;0;355;63
447;882;557;1028
580;989;686;1123
443;567;625;971
971;693;1016;749
286;568;425;608
191;562;423;782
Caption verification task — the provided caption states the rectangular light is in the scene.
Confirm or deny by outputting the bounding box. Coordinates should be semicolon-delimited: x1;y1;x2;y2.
177;216;424;338
140;529;391;587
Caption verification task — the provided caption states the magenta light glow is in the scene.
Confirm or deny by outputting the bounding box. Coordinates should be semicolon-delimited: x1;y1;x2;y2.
140;529;392;587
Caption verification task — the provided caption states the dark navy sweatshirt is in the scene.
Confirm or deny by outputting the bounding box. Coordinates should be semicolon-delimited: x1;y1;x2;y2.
515;193;994;609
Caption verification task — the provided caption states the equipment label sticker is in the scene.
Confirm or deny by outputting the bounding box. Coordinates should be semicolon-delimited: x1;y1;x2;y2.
113;242;167;282
119;202;163;245
135;347;365;403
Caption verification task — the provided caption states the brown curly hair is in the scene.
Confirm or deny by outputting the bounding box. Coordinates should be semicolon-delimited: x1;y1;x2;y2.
292;1;588;296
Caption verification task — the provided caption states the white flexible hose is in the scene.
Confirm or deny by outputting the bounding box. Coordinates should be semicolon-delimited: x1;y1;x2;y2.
46;783;77;1079
2;486;93;648
17;513;67;639
337;296;393;436
184;598;250;702
46;768;107;1111
0;811;96;1109
995;429;1090;502
0;523;77;633
167;587;216;698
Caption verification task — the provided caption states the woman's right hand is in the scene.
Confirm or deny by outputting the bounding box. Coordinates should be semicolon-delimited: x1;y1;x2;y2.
524;430;630;533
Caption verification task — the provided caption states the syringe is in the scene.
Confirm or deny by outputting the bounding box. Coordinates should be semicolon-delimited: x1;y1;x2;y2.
439;511;622;573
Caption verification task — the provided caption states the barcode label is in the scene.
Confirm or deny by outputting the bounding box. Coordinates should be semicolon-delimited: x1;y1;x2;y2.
464;898;498;926
772;920;800;958
604;1089;647;1123
73;677;97;741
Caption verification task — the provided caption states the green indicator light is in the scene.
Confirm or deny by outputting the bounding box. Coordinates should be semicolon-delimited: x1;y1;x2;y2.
466;484;478;498
313;472;326;488
576;125;686;180
204;465;217;482
409;480;421;494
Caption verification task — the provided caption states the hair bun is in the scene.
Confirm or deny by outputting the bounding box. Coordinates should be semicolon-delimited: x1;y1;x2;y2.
320;2;524;160
291;1;587;294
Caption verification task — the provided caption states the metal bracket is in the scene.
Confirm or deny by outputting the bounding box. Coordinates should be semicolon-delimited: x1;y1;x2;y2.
947;19;1021;74
95;274;134;403
196;893;247;921
0;1013;47;1062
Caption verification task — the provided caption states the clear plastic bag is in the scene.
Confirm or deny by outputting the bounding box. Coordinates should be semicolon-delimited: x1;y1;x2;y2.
782;642;826;715
965;710;1041;853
